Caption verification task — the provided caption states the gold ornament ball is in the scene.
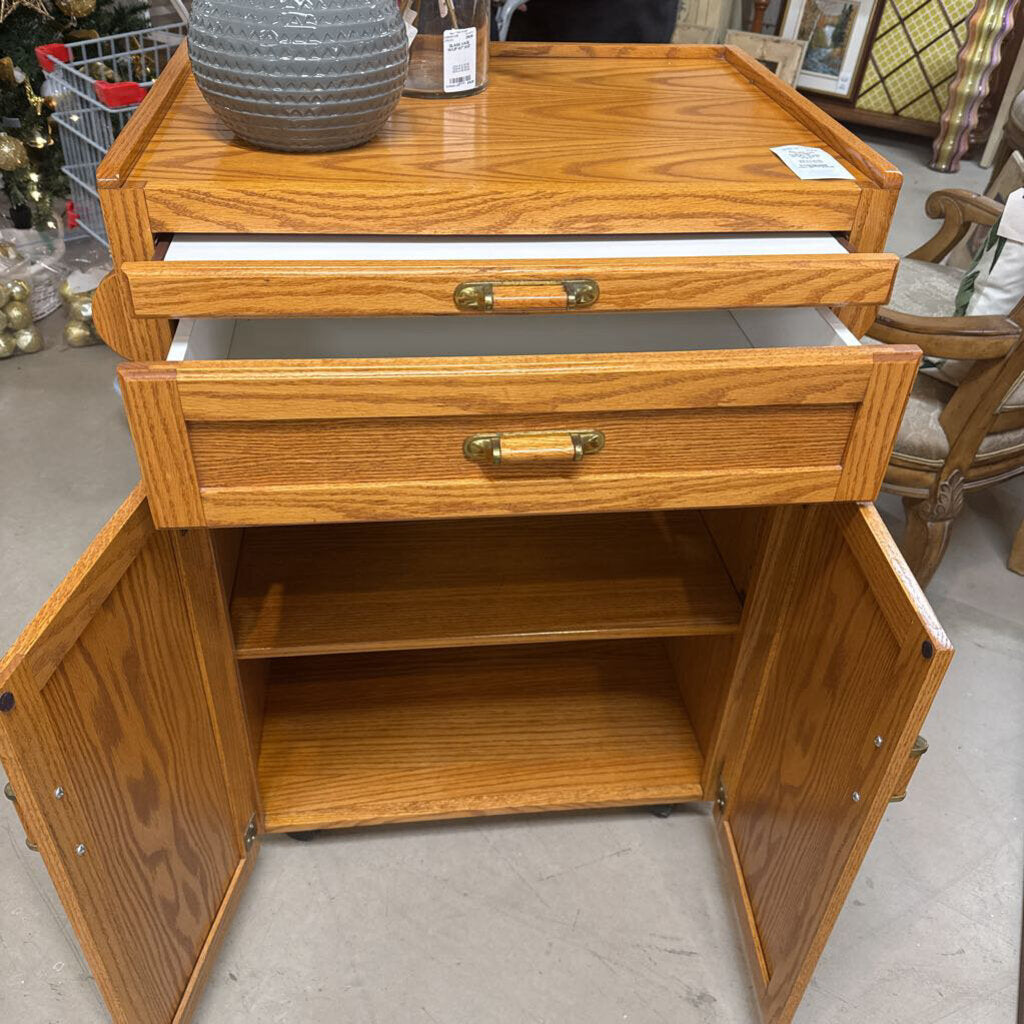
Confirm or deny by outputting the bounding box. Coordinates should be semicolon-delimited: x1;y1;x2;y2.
69;294;93;322
59;278;75;304
0;309;6;333
64;320;95;347
0;282;10;307
0;333;15;360
0;133;28;172
4;301;31;331
57;0;97;16
14;327;42;354
7;279;30;303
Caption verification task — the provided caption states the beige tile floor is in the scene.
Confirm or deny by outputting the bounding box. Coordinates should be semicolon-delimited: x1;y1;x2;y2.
0;133;1021;1023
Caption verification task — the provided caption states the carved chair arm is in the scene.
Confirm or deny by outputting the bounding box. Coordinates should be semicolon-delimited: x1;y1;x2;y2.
871;308;1021;360
907;189;1005;264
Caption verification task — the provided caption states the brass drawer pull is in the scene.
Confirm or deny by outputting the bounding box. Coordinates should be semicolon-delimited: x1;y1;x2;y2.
889;735;929;804
454;279;599;312
464;429;605;466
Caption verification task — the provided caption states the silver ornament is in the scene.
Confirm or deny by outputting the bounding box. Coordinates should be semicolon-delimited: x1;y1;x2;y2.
14;326;42;353
4;301;31;330
7;279;30;303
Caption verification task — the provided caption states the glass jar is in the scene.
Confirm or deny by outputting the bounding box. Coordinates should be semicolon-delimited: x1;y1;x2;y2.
403;0;489;98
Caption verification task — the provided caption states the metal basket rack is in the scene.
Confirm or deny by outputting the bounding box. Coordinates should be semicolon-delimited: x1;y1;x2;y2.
37;24;187;247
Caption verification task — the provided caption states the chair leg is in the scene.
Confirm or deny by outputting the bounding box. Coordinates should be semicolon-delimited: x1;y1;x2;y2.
900;471;965;588
1010;519;1024;576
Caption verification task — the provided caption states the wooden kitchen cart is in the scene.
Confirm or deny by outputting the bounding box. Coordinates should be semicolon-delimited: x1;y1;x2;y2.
0;43;952;1024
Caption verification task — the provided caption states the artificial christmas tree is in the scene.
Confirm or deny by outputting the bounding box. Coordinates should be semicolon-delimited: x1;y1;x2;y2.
0;0;147;229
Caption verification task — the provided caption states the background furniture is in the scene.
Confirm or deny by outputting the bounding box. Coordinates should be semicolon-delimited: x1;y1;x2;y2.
870;188;1024;584
811;0;1024;154
0;44;951;1024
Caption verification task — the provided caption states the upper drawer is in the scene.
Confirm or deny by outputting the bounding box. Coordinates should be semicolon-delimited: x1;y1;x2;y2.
120;232;897;318
118;308;918;528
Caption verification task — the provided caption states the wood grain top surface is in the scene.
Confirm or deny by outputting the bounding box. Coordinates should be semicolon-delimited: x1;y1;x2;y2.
118;46;884;235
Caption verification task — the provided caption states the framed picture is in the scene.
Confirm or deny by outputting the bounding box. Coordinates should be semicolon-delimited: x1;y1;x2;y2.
778;0;880;98
724;30;808;85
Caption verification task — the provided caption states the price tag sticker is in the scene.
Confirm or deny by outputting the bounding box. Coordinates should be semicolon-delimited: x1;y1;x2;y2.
403;8;418;47
996;187;1024;243
443;27;477;93
771;145;855;181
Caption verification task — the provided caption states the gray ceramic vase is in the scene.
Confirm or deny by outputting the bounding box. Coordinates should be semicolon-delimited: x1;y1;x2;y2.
189;0;409;153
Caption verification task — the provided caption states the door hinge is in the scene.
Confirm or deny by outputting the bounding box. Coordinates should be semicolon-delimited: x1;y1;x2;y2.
243;814;258;852
716;771;727;812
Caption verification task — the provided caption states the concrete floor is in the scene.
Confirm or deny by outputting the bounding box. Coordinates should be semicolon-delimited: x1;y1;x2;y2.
1;133;1022;1024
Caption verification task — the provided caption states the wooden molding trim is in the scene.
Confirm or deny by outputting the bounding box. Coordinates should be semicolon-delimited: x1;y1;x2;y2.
723;46;903;189
118;367;207;527
0;488;149;687
98;43;191;187
121;254;898;319
171;854;256;1024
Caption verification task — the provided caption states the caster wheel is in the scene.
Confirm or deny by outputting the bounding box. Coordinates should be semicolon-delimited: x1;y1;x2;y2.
286;831;321;842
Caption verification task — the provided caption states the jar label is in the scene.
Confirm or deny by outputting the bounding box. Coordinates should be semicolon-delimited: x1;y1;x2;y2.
443;27;477;93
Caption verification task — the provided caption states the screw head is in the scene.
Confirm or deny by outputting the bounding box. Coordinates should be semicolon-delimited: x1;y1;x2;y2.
921;640;934;659
874;736;884;748
852;791;861;803
54;787;65;800
74;843;86;857
0;692;14;713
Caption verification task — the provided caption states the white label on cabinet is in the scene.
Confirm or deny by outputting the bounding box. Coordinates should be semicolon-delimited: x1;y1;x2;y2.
771;145;855;181
443;27;477;93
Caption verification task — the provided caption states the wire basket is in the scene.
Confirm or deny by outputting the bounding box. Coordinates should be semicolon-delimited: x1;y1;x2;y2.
37;24;187;248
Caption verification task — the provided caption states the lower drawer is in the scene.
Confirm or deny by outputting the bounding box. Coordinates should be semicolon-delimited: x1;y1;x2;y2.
118;308;920;527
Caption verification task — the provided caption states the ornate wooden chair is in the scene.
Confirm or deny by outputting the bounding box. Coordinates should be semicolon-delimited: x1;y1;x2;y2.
869;188;1024;587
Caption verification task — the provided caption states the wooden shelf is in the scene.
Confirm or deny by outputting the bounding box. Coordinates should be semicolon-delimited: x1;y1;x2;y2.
257;640;704;833
230;512;741;659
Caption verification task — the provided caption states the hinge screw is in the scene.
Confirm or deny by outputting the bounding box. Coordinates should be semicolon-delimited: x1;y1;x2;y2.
874;736;884;748
851;791;861;803
74;843;87;857
0;692;14;713
54;787;65;800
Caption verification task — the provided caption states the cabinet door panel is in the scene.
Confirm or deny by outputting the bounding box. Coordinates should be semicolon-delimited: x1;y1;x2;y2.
0;489;254;1024
718;503;952;1024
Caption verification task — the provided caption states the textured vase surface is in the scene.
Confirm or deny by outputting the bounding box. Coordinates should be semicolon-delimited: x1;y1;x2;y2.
189;0;409;152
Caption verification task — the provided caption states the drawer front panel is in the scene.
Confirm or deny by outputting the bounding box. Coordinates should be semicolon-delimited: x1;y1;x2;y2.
121;253;898;319
119;348;919;528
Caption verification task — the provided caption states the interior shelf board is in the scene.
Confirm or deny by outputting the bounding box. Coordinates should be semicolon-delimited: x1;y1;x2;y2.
231;511;741;659
257;639;704;833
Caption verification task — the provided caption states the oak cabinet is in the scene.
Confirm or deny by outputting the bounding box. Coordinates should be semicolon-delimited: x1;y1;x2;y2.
0;42;952;1024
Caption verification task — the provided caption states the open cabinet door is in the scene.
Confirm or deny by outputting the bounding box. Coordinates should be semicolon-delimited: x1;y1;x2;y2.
0;488;258;1024
716;502;953;1024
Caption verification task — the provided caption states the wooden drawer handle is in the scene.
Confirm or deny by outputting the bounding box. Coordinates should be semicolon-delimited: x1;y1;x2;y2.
889;735;928;803
454;279;599;312
464;430;605;465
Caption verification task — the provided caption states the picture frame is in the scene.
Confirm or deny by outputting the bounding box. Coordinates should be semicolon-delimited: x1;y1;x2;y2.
778;0;880;98
724;30;808;86
672;0;733;43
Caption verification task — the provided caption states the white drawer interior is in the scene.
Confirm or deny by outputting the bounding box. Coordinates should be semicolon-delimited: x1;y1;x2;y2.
168;307;860;362
164;232;849;262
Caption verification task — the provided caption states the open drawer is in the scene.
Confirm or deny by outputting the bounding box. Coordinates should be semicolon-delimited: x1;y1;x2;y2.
118;306;920;528
119;232;898;318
